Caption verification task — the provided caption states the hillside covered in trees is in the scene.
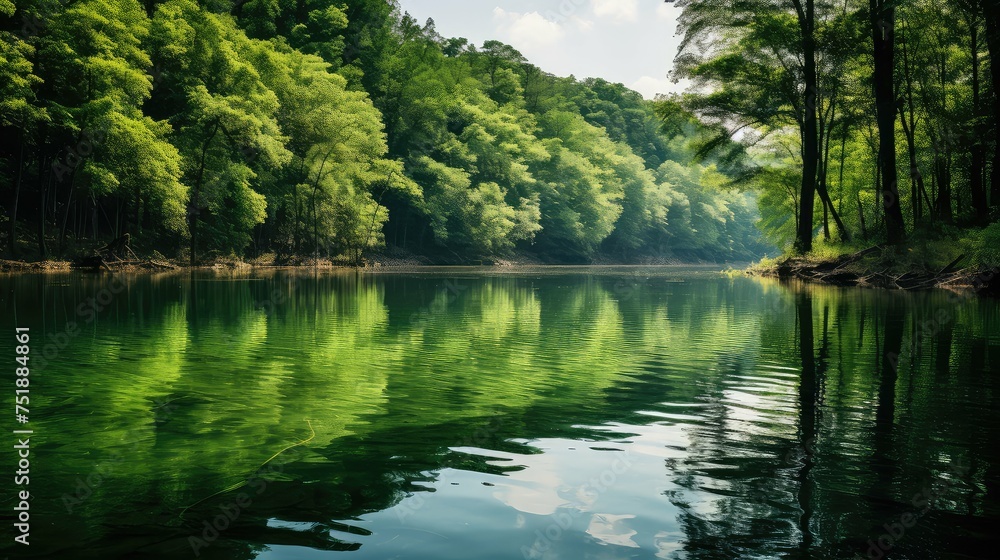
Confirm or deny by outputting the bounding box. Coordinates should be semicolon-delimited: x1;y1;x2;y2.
0;0;770;265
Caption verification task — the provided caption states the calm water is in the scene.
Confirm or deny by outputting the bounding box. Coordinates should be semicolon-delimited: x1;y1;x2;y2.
1;267;999;559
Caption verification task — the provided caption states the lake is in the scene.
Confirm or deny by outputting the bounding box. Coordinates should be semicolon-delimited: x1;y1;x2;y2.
1;267;998;559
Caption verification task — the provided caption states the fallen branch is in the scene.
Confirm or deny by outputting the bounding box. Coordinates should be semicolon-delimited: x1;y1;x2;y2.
938;254;966;276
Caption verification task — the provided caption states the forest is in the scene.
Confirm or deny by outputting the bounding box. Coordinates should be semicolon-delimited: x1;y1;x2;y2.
0;0;769;266
2;0;999;268
673;0;1000;270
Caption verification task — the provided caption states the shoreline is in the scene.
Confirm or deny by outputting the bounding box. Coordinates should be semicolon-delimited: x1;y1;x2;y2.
0;258;740;274
5;255;996;296
748;248;999;296
0;252;742;273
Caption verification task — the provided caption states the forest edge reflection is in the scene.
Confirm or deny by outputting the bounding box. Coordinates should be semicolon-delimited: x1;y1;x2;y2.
0;268;997;559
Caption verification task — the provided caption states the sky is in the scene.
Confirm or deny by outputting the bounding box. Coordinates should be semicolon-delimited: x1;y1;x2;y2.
396;0;689;99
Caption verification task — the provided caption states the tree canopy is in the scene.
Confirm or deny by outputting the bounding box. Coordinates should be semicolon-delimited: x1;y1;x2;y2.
674;0;1000;258
0;0;769;264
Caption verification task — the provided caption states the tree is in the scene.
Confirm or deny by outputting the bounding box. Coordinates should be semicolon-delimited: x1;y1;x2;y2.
984;0;1000;207
0;5;44;256
0;0;771;265
149;0;290;262
675;0;825;252
250;43;397;257
870;0;906;243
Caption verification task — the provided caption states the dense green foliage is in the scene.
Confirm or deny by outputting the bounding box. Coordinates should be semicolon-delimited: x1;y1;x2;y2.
0;0;768;264
674;0;1000;258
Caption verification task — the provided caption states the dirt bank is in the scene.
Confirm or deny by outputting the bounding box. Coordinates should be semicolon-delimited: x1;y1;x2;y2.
750;247;998;295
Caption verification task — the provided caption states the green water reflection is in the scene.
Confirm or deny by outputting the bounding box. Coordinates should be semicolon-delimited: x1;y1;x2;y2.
0;268;998;559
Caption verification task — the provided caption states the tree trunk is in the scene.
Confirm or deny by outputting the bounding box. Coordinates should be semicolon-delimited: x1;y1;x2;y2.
794;0;818;254
189;121;220;266
57;171;78;253
818;152;830;240
7;138;24;258
837;124;858;242
899;110;928;224
37;155;48;259
815;75;851;243
818;92;831;242
983;1;1000;206
822;196;830;240
969;15;989;224
817;123;850;242
817;181;850;242
294;189;301;253
135;185;144;236
899;17;923;224
311;186;318;254
857;189;868;240
935;149;953;222
871;2;906;244
971;147;987;221
309;151;332;255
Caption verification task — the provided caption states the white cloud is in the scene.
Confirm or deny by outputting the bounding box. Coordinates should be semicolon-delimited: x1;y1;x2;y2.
631;75;684;99
592;0;638;23
571;16;595;32
493;8;565;49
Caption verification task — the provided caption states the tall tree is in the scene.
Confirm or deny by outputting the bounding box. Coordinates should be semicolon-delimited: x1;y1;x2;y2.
675;0;828;252
149;0;290;263
793;0;819;252
956;0;989;224
870;0;907;243
985;0;1000;207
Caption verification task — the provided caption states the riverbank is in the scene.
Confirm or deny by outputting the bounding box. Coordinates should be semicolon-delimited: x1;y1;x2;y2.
0;256;731;273
0;248;441;272
9;248;994;297
6;250;996;296
749;245;999;295
0;259;74;272
0;247;732;273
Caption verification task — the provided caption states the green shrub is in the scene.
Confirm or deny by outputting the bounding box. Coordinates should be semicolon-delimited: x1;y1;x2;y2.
961;223;1000;267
